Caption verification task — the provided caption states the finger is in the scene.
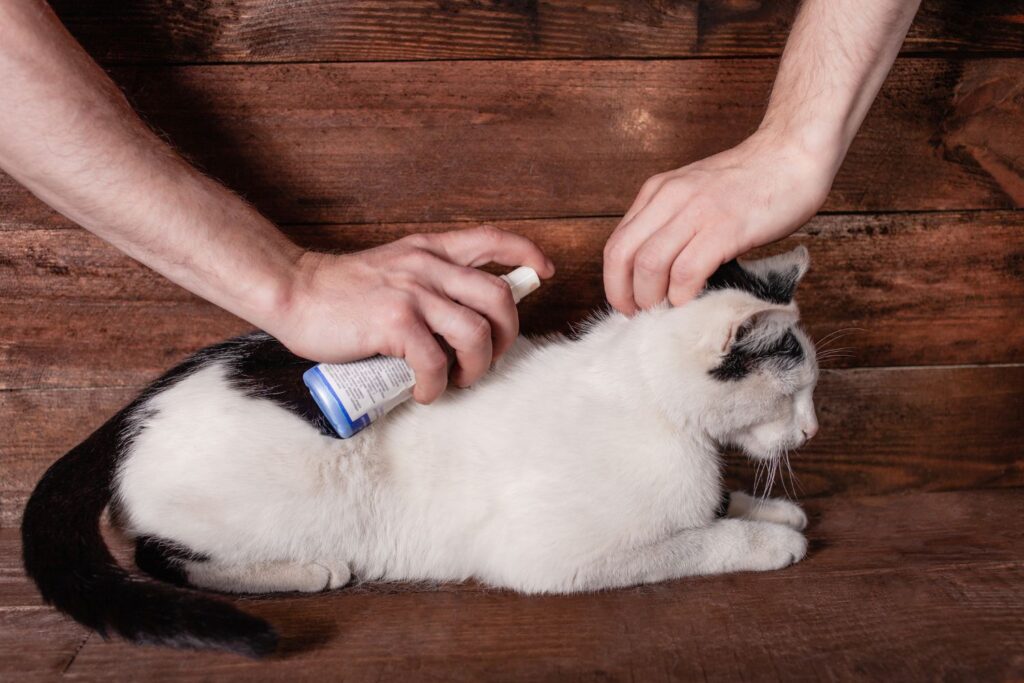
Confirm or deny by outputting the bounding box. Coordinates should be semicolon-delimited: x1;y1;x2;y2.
402;321;450;404
419;290;494;388
430;261;519;359
667;229;730;306
618;174;666;229
433;225;555;278
632;216;698;310
603;196;687;315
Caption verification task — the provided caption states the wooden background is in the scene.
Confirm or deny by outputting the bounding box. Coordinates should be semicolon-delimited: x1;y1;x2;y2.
1;0;1022;679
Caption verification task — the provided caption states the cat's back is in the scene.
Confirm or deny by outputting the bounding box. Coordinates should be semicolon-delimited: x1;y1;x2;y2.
114;339;375;557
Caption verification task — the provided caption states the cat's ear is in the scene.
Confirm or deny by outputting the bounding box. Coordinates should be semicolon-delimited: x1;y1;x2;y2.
738;246;810;303
719;306;798;353
698;298;798;354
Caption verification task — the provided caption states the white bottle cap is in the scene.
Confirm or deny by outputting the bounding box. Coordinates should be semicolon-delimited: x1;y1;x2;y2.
500;266;541;304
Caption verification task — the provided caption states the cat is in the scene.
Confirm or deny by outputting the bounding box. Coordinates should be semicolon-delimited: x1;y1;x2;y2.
22;246;819;658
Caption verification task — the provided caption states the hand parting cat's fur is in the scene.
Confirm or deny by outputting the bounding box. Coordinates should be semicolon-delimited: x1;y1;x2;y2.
22;246;819;657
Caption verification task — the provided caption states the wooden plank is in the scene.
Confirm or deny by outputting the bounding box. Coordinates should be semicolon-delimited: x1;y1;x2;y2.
3;491;1022;678
0;302;252;391
4;490;1022;606
3;367;1022;527
48;0;1024;64
728;365;1024;499
0;610;89;681
1;59;1021;228
44;491;1024;681
0;386;137;527
3;211;1022;373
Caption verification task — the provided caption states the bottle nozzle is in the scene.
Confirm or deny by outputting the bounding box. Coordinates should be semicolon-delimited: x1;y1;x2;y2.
500;266;541;304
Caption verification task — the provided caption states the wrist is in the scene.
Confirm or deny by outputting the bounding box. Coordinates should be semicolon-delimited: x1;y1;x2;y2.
240;241;310;338
744;122;843;208
754;114;848;179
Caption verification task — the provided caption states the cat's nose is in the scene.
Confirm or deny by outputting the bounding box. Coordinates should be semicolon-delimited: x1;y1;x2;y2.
801;422;818;440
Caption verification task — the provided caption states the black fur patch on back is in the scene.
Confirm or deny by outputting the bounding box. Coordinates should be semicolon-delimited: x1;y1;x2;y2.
220;333;338;438
704;260;799;305
710;329;805;382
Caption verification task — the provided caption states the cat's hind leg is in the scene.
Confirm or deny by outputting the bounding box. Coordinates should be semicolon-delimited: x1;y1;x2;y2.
726;490;808;530
134;537;350;594
184;560;351;594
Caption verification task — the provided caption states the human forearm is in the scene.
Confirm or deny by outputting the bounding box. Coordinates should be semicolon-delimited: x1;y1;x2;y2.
1;1;555;397
0;0;301;329
759;0;922;172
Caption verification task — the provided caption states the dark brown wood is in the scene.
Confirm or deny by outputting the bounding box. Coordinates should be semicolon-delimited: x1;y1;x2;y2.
2;59;1021;228
3;211;1022;374
0;302;251;391
47;1;1024;64
2;3;1020;678
2;490;1022;679
728;365;1024;499
0;610;89;680
3;366;1022;527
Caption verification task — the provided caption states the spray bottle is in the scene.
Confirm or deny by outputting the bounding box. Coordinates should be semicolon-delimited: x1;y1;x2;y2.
303;266;541;438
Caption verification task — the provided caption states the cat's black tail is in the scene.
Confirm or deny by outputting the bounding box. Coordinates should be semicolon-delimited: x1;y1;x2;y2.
21;403;278;658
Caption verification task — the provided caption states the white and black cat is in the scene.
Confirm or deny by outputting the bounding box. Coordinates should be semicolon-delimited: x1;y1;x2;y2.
22;246;819;657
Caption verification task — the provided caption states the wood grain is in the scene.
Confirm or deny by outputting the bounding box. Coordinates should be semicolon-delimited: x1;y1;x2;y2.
3;366;1022;527
3;211;1022;376
2;490;1022;680
48;0;1024;64
1;59;1021;228
0;610;89;681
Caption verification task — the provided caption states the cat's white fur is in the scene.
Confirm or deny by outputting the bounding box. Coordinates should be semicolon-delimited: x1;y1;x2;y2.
114;249;819;594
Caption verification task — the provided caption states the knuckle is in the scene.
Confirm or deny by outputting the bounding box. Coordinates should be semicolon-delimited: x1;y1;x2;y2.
634;249;666;276
670;258;694;281
640;176;662;194
603;238;628;264
397;249;435;274
400;233;430;248
421;348;448;373
464;315;492;345
475;224;503;241
384;296;418;329
483;274;514;304
661;178;689;198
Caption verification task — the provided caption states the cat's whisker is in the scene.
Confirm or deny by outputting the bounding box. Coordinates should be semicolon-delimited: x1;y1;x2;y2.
816;353;856;365
817;348;854;357
753;458;766;499
761;453;778;502
782;450;798;499
813;327;864;350
783;450;800;500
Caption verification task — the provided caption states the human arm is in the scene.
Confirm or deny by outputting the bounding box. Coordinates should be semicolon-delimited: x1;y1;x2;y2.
603;0;922;314
0;0;553;402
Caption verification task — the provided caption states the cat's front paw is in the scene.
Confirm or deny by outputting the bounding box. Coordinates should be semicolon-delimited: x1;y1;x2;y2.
740;521;808;571
728;491;807;531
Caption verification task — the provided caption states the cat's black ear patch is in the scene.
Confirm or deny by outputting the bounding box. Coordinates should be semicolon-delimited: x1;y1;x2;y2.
704;246;809;304
703;260;799;305
710;329;805;382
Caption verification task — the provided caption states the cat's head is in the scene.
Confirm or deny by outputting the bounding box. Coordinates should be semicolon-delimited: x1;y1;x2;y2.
644;246;818;461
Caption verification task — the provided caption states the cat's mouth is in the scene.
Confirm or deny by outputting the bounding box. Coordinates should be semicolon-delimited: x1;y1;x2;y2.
730;434;808;462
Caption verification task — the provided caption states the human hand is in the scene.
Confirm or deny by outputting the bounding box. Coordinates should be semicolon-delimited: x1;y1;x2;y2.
603;131;838;314
273;226;554;403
